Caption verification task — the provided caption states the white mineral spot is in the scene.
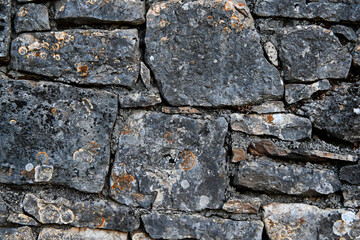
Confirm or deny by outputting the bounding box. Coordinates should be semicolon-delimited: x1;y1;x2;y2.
149;56;154;61
181;180;190;189
199;195;210;208
353;108;360;115
25;163;34;171
342;211;356;224
213;59;218;63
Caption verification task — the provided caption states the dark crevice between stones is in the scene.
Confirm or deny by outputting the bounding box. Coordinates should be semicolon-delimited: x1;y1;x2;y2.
312;127;357;150
262;227;271;240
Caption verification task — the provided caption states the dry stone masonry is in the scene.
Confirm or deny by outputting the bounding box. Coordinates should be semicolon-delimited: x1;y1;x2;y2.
0;0;359;239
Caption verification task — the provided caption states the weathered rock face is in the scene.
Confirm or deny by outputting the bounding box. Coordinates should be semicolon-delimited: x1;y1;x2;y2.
222;197;262;214
146;0;283;107
233;158;341;195
10;29;140;87
279;25;352;82
264;203;360;240
340;164;360;185
7;212;39;226
342;185;360;208
14;4;50;33
0;79;117;193
251;101;285;114
0;227;35;240
0;0;11;61
54;0;145;25
110;112;228;211
142;213;264;240
285;80;331;104
354;45;360;67
38;227;128;240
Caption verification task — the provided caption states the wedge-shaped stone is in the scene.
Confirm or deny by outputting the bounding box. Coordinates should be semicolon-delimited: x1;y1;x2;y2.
0;0;11;60
0;227;35;240
10;30;140;87
145;0;283;106
38;227;128;240
233;158;341;195
142;213;263;240
14;4;50;33
0;79;117;193
7;212;39;226
354;45;360;67
110;112;228;211
285;80;331;104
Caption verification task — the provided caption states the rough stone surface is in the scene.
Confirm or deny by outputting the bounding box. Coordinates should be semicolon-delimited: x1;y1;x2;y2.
264;203;360;240
0;199;8;226
146;0;283;107
0;227;35;240
10;29;140;87
230;113;312;141
54;0;145;25
340;164;360;185
264;41;279;66
23;193;139;231
354;45;360;67
14;4;50;33
142;213;264;240
7;212;39;226
233;157;341;195
0;0;11;60
131;231;153;240
118;86;162;108
222;197;261;214
38;227;128;240
279;25;352;82
162;106;200;114
251;101;285;114
342;185;360;208
0;79;117;193
330;25;358;42
285;80;331;104
110;112;228;211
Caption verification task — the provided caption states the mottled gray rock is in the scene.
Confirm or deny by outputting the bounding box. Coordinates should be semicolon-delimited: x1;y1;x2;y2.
110;112;228;211
340;164;360;185
54;0;145;25
142;213;264;240
222;197;262;214
264;41;279;66
354;45;360;67
10;29;140;87
330;25;358;42
14;4;50;33
342;185;360;208
254;0;360;23
279;25;352;82
162;106;200;114
0;200;8;226
285;80;331;104
23;193;139;232
146;0;283;107
7;212;39;226
0;227;35;240
0;79;117;193
251;101;285;114
264;203;360;240
230;113;312;141
0;0;11;61
118;87;162;108
38;227;128;240
234;158;341;195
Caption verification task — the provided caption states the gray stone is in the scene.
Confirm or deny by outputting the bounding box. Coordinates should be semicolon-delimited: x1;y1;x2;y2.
254;0;360;23
285;80;331;104
264;41;279;66
7;212;39;226
0;79;117;193
222;197;262;214
340;164;360;185
54;0;145;25
110;112;228;211
251;101;285;114
0;227;35;240
342;185;360;208
140;62;151;89
14;4;50;33
0;199;8;226
233;157;341;195
23;193;139;232
263;203;360;240
146;0;283;107
279;25;352;82
354;45;360;67
118;87;162;108
230;113;312;141
131;231;153;240
10;29;140;87
142;213;264;240
38;227;128;240
330;25;358;42
0;0;11;61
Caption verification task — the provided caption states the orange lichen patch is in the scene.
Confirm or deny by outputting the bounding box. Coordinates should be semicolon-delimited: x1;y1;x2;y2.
20;169;35;179
39;52;47;60
52;54;61;61
51;43;60;51
77;64;89;77
8;88;11;93
179;150;196;170
266;115;274;124
111;174;134;191
54;32;66;41
41;42;50;49
223;27;231;33
87;142;100;155
36;152;49;164
160;36;169;42
355;46;360;52
160;20;167;28
17;7;28;17
9;119;17;125
121;126;131;135
164;132;175;143
51;108;57;115
208;16;213;20
237;3;245;7
18;46;28;56
132;193;144;201
96;217;106;228
230;14;244;29
340;105;344;110
224;0;234;11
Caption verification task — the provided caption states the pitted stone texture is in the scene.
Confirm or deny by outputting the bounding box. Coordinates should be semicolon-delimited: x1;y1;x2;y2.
0;227;35;240
145;0;283;107
7;212;39;226
254;0;360;23
0;0;11;60
230;113;312;141
285;80;331;104
14;4;50;33
0;79;117;193
142;213;263;240
279;25;352;82
264;203;360;240
54;0;145;25
23;193;139;232
110;112;228;211
10;29;140;87
38;227;128;240
233;158;341;195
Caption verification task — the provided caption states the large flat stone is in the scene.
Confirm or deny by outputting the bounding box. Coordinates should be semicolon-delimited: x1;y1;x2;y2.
14;4;50;33
0;0;11;61
38;227;128;240
145;0;283;107
110;112;228;211
0;227;35;240
10;30;140;87
0;79;117;193
142;213;263;240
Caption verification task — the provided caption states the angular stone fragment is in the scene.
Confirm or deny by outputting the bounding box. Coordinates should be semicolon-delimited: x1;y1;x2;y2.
264;41;279;66
118;86;162;108
264;203;360;240
0;0;11;61
340;164;360;185
279;25;352;82
23;193;139;232
38;227;128;240
146;0;283;107
140;62;151;89
0;79;117;193
222;198;261;214
232;148;247;162
354;45;360;67
230;113;312;141
254;0;360;23
142;213;263;240
7;212;39;226
251;101;285;114
110;112;228;211
0;227;35;240
330;25;358;42
162;106;200;114
10;29;140;87
285;80;331;104
14;4;50;33
233;158;341;195
54;0;145;25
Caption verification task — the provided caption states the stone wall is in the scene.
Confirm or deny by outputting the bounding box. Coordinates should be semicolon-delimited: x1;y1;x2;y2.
0;0;360;239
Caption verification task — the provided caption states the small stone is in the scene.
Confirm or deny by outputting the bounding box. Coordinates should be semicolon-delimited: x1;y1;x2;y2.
342;185;360;208
354;45;360;67
340;164;360;185
285;80;331;104
14;4;50;33
264;42;279;66
142;213;263;240
34;165;54;182
38;227;128;240
7;212;39;226
131;231;153;240
0;227;35;240
161;106;200;114
118;86;162;108
0;0;11;61
230;113;312;141
232;148;247;163
251;101;285;114
222;198;261;214
140;62;151;89
330;25;358;42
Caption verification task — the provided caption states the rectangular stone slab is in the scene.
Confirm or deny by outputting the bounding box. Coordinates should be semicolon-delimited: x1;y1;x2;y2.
38;227;128;240
10;29;140;87
0;79;117;193
0;0;11;60
0;227;35;240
